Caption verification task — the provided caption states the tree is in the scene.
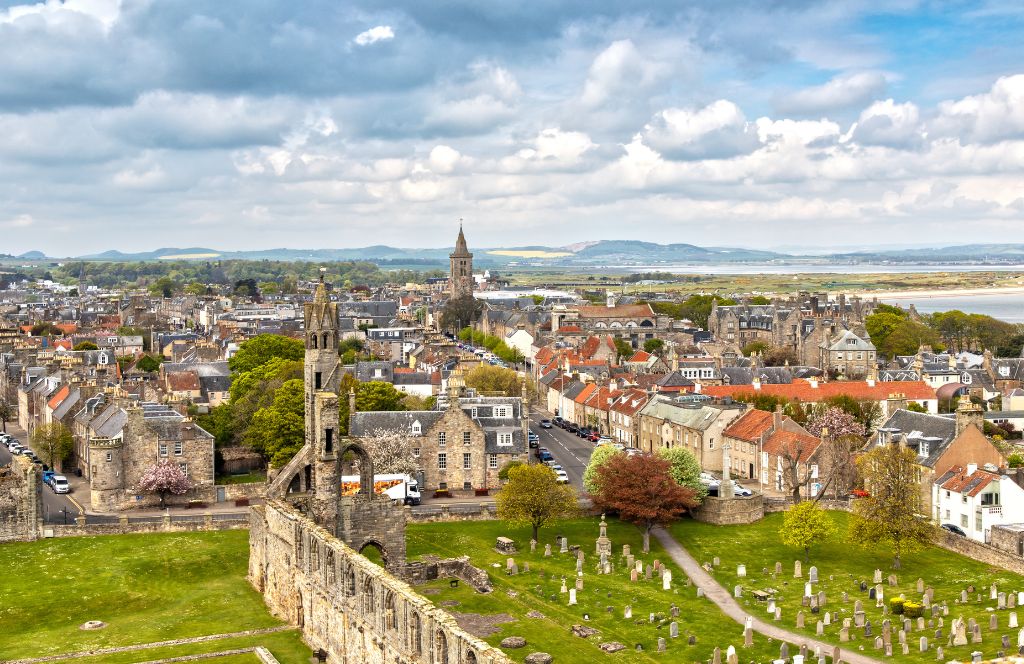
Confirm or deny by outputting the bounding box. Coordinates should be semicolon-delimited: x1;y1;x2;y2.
0;400;12;432
498;460;525;482
583;445;623;494
805;406;867;440
73;341;98;351
781;500;837;561
644;338;665;355
356;381;407;412
138;460;193;508
656;447;707;501
742;340;771;357
360;428;419;475
590;453;698;553
464;364;523;396
906;402;928;413
185;281;208;295
31;423;74;471
849;444;935;569
148;276;179;298
749;295;771;305
440;296;482;332
496;464;578;542
31;322;62;337
135;355;162;373
245;378;305;467
228;334;305;374
613;338;634;361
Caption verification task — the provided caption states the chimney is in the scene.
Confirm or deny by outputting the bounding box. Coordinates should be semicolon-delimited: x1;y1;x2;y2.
967;462;978;476
955;394;984;437
773;404;784;431
752;376;762;391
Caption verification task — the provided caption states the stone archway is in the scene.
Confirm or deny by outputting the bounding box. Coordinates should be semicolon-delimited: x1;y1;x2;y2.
358;540;388;567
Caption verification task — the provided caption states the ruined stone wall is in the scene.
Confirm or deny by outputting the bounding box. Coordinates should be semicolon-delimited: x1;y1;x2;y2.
689;494;764;525
250;500;512;664
0;456;42;542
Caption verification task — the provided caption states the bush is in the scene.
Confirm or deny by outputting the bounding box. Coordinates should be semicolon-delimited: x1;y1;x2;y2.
903;600;923;618
889;597;906;615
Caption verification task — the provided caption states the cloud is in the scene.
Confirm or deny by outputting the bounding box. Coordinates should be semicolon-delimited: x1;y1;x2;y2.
580;39;665;108
933;74;1024;144
641;101;761;160
776;71;888;114
1;213;34;228
354;25;395;46
849;99;923;149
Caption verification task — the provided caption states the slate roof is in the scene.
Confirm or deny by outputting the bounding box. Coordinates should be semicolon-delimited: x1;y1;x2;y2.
874;409;956;469
639;397;728;431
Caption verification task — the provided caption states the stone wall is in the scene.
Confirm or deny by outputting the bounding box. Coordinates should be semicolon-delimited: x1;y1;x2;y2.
763;497;853;514
249;500;512;664
403;555;493;593
0;455;42;542
221;482;266;503
43;514;248;538
936;530;1024;576
689;494;764;525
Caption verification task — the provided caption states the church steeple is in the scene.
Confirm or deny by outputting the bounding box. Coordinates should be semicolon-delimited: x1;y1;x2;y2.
449;221;474;299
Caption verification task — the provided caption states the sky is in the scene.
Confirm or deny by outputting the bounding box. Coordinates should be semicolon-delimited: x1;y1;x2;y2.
1;0;1024;256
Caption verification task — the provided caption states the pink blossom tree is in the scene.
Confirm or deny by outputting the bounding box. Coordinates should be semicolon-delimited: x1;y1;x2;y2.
806;406;867;439
138;460;192;508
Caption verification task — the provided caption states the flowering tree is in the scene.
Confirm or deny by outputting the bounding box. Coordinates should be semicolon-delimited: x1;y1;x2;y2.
138;460;192;508
806;406;867;439
359;428;420;476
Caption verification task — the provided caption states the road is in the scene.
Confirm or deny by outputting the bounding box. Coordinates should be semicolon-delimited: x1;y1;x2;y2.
0;424;82;523
528;409;595;489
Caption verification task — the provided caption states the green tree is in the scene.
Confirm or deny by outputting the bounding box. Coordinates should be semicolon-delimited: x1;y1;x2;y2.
73;341;99;351
136;355;162;372
440;295;482;332
656;447;707;500
148;276;179;298
1008;452;1024;468
0;400;12;432
906;402;928;413
679;294;737;329
464;364;523;396
31;422;74;471
749;295;771;305
356;381;407;412
185;281;208;295
742;340;771;357
228;334;305;374
849;444;935;569
496;464;579;541
780;500;837;561
613;338;634;361
30;322;62;336
498;460;525;482
195;404;235;448
245;378;305;467
583;445;624;493
229;357;303;403
643;338;665;354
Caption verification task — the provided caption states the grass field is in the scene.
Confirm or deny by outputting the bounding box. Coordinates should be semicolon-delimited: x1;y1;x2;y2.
215;471;267;485
408;518;793;663
672;511;1024;663
0;530;311;663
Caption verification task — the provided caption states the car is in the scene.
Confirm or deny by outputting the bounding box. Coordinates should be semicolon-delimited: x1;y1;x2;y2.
732;485;753;497
537;448;553;462
555;470;570;484
552;416;564;427
43;470;56;485
50;475;70;494
576;426;590;438
699;472;718;485
566;423;580;434
539;419;552;429
528;430;540;441
22;451;41;464
586;432;600;442
546;462;563;471
8;443;25;455
529;438;539;449
941;523;967;537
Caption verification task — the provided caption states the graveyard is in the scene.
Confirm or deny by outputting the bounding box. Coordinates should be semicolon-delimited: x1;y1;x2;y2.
672;511;1024;663
407;516;797;663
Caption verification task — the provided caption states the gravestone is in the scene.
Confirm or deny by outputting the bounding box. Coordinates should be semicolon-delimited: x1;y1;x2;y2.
840;627;850;642
630;569;638;583
816;620;824;635
865;620;873;637
992;614;999;631
726;645;738;664
712;646;722;664
530;539;537;553
560;578;567;593
855;612;866;627
735;585;743;598
818;590;826;607
917;578;924;593
795;560;802;578
1000;592;1008;610
657;638;665;653
622;544;630;557
560;537;568;553
775;607;782;621
744;627;753;647
544;544;552;557
624;605;632;618
568;589;577;605
993;583;999;600
953;617;968;646
888;574;898;586
920;636;928;652
936;646;944;660
524;562;530;573
805;582;813;598
874;569;883;584
1011;612;1019;629
779;643;789;661
576;577;584;591
663;570;672;590
775;561;783;575
738;564;746;578
670;621;679;638
809;566;818;583
797;611;805;628
824;612;831;626
713;556;720;566
626;554;634;569
1011;593;1017;609
697;587;704;598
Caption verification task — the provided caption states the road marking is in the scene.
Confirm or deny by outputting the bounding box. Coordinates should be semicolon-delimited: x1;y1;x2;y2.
67;494;84;514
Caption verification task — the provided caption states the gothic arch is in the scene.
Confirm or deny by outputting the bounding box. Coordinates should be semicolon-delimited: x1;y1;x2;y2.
359;539;388;567
337;441;374;497
435;629;449;664
311;334;318;349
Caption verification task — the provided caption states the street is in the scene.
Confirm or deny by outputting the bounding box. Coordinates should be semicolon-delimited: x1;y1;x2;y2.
1;423;83;523
528;409;594;490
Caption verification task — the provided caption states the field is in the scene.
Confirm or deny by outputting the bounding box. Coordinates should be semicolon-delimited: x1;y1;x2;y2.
407;517;792;663
672;511;1024;663
0;530;311;663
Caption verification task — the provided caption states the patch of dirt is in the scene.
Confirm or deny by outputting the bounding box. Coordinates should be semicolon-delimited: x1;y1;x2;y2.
441;600;461;607
421;588;441;595
450;612;516;638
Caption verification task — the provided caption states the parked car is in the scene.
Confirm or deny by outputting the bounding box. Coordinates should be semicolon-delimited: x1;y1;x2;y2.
539;419;552;429
576;427;591;438
50;475;70;494
528;430;540;442
537;448;554;462
586;432;600;442
596;436;614;444
699;472;718;484
707;481;753;498
566;423;580;434
555;470;570;484
941;523;967;537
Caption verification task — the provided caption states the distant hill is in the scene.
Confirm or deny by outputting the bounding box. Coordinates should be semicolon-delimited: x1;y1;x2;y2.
17;251;47;259
840;244;1024;261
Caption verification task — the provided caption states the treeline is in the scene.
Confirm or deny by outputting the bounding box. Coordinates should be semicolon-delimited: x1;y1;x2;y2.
866;304;1024;358
52;260;446;291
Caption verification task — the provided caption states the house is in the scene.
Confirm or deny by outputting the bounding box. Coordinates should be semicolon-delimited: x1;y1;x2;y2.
721;407;822;496
820;330;876;378
932;463;1024;543
637;396;745;467
609;389;648;447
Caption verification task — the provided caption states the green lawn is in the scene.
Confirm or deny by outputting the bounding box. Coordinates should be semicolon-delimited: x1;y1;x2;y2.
59;631;312;664
408;518;794;663
216;472;267;485
671;512;1024;663
0;530;310;662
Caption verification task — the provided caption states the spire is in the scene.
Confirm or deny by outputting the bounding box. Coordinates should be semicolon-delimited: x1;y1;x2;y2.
454;220;469;255
313;267;328;305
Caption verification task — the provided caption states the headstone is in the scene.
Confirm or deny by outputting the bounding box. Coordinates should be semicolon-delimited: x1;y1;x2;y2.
657;638;665;653
1000;592;1008;610
809;566;818;583
663;570;672;590
712;646;722;664
560;578;567;594
1011;593;1017;609
873;637;882;650
649;612;655;623
622;544;630;557
824;612;831;626
840;627;850;642
775;561;783;575
865;620;873;637
888;574;898;586
727;645;738;664
902;643;909;656
918;617;926;630
1018;591;1024;606
713;556;720;566
992;614;999;631
775;607;782;621
738;564;746;577
842;591;848;603
524;562;529;573
874;569;883;584
993;583;999;600
744;627;753;647
917;578;925;593
768;600;776;614
530;539;537;553
805;582;813;598
560;537;568;553
797;611;805;628
636;559;643;573
734;585;743;598
962;589;969;603
1004;635;1012;649
972;651;983;664
576;557;583;574
953;617;968;646
645;565;653;581
670;621;678;638
780;643;789;661
795;560;802;578
544;544;552;557
936;646;944;661
855;600;863;613
1011;612;1019;629
630;569;638;583
1019;627;1024;648
568;589;577;605
855;612;866;627
919;636;928;652
671;605;680;618
575;577;583;591
817;620;824;635
899;629;906;644
624;605;632;619
626;554;634;569
869;587;877;600
697;587;704;598
510;563;518;575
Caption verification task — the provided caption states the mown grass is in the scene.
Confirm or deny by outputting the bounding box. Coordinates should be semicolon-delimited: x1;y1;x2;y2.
672;511;1024;663
408;518;795;663
0;530;308;661
58;631;311;664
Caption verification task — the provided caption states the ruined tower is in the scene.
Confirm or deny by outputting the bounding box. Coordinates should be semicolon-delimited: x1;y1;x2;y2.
449;223;474;299
305;270;341;528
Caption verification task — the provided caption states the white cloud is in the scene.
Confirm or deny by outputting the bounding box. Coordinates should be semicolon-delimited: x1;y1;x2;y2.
0;0;121;29
642;101;761;160
429;145;462;174
849;99;923;149
580;40;665;108
354;25;395;46
1;213;34;228
933;74;1024;144
776;71;888;114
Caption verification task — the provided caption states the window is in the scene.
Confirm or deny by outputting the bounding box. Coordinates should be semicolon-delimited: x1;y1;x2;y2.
961;514;968;528
315;372;322;390
471;407;478;418
708;438;715;450
174;441;183;456
488;453;498;469
105;452;112;462
463;453;472;469
179;463;188;476
497;433;513;446
411;420;421;436
325;428;333;454
413;447;420;457
438;432;446;447
438;453;447;470
463;431;472;445
945;509;950;520
494;406;510;418
159;443;168;457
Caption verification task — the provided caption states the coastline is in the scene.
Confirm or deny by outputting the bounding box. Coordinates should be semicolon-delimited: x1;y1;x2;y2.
847;285;1024;300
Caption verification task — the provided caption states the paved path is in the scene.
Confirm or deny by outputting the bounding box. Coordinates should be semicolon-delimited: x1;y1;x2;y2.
653;527;882;664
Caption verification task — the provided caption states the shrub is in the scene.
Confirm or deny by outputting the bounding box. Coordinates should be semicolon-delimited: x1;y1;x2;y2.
889;597;906;615
903;600;923;618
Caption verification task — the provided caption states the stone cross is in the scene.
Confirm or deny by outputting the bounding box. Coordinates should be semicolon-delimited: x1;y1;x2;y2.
560;578;567;593
544;543;551;557
530;539;536;553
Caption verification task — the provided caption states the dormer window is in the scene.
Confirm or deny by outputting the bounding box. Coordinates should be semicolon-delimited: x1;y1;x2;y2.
411;420;422;436
1000;366;1010;377
919;442;929;457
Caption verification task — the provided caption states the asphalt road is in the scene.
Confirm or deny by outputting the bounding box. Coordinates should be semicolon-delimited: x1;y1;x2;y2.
0;427;82;522
528;410;595;490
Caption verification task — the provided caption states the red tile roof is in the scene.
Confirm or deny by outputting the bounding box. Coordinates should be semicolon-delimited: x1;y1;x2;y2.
47;385;70;410
763;430;821;463
166;371;201;392
702;379;936;403
939;466;1000;497
574;383;598;404
723;410;774;442
610;390;648;416
628;350;652;362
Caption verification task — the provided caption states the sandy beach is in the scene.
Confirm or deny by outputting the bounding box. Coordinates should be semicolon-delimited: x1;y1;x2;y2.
849;284;1024;300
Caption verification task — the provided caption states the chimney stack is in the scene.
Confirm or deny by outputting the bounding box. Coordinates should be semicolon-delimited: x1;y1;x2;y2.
955;394;984;437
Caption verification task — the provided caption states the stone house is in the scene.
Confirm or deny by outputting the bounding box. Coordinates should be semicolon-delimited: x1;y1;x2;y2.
637;395;746;465
72;396;215;511
820;329;876;378
351;394;528;495
721;407;821;496
609;389;648;447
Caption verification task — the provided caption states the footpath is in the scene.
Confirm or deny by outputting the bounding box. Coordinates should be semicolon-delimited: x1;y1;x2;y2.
653;527;881;664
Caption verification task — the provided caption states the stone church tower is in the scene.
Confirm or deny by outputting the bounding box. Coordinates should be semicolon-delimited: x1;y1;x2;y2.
305;271;342;528
449;224;474;299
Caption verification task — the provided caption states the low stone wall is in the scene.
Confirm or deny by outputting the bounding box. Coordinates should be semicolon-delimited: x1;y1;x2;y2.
404;555;493;593
690;494;764;525
221;482;266;503
936;530;1024;576
44;514;248;539
409;502;498;522
249;500;512;664
763;497;854;514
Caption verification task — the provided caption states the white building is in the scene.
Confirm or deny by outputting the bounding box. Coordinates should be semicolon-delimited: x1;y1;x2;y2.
933;463;1024;543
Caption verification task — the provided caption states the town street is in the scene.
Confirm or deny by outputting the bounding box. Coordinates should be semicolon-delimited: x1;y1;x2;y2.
0;421;82;523
529;409;594;490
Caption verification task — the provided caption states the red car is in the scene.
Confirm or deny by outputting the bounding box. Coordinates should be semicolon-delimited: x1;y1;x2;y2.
586;432;600;442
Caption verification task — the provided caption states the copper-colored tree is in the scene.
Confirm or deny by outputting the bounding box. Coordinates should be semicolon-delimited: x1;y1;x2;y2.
590;453;698;553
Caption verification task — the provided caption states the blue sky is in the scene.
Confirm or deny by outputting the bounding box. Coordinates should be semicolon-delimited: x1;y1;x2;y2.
1;0;1023;255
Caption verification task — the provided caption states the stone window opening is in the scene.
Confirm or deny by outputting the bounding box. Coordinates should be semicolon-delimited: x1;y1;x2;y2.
326;550;336;586
158;443;168;457
344;569;356;596
435;629;449;664
411;613;422;655
463;453;471;470
315;372;322;390
325;428;333;454
311;335;318;349
462;431;471;445
362;578;376;616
